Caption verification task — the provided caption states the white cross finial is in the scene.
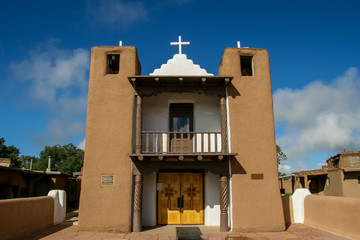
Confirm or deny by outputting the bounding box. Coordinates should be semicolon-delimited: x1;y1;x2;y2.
237;41;241;48
119;41;123;46
170;36;190;54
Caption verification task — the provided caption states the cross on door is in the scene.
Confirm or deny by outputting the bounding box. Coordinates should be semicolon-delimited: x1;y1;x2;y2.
164;184;177;208
184;183;200;209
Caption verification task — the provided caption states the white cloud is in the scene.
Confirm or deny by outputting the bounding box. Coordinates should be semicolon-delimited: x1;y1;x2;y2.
86;0;148;26
10;39;90;146
278;162;307;175
274;67;360;169
77;139;86;150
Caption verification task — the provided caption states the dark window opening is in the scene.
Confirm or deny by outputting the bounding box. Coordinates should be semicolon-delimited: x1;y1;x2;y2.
107;54;120;74
240;56;253;76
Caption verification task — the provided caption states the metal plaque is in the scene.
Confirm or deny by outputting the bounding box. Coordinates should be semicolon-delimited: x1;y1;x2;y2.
101;175;114;186
157;183;163;191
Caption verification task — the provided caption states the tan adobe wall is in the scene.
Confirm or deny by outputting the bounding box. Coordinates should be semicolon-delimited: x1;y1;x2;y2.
219;48;285;232
342;172;360;198
281;196;293;228
324;169;343;196
79;46;140;232
0;168;36;198
0;196;54;240
304;195;360;239
283;179;293;194
340;152;360;168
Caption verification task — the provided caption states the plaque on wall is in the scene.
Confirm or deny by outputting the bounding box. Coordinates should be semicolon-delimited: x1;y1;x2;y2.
101;175;114;186
251;173;264;180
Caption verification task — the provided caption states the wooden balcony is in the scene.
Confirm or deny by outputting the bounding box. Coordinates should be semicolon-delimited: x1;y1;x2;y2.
128;131;237;161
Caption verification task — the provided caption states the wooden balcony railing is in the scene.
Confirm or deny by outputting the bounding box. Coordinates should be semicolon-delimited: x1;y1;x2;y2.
142;131;223;154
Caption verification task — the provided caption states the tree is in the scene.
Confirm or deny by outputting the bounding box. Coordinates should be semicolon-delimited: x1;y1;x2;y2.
276;144;287;164
0;136;21;168
277;144;288;176
34;143;84;174
19;155;39;169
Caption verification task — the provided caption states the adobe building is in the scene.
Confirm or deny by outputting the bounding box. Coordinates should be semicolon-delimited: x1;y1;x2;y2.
279;150;360;198
79;37;285;233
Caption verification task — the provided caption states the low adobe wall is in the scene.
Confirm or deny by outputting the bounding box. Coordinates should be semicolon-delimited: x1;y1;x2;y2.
304;195;360;239
0;196;54;240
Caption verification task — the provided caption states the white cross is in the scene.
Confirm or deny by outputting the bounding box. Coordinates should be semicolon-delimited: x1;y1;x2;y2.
237;41;249;48
119;41;122;46
171;36;190;54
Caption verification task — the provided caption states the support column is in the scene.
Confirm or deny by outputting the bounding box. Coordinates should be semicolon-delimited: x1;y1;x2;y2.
136;95;142;154
132;174;143;232
220;96;228;154
220;175;229;232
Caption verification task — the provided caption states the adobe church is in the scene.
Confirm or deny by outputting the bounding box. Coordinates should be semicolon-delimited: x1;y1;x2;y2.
79;37;285;233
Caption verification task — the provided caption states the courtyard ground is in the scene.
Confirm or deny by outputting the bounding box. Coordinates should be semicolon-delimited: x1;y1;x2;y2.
20;210;353;240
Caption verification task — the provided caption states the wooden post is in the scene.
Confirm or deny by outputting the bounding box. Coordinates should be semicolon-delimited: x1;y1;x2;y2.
220;175;229;232
136;95;142;154
220;96;228;154
133;174;143;232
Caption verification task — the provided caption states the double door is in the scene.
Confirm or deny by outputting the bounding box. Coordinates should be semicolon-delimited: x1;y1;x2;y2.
158;172;203;224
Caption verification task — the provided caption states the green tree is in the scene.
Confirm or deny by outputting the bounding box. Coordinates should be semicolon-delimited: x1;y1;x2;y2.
0;136;21;168
276;144;287;164
19;155;40;169
34;143;84;174
277;144;288;176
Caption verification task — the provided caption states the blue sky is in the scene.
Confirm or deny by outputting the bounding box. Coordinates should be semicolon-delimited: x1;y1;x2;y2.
1;0;360;173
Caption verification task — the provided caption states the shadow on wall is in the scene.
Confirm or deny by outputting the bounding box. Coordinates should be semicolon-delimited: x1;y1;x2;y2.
176;227;202;240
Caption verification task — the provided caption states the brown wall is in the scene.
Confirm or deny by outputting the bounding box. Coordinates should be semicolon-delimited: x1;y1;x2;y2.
0;168;37;198
219;48;285;232
0;196;54;240
342;172;360;198
324;170;343;196
304;195;360;239
79;46;140;232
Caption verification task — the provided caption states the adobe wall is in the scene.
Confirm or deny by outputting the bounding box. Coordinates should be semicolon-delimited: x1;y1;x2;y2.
219;48;285;232
342;172;360;198
79;46;140;232
324;169;343;196
304;195;360;239
0;196;54;240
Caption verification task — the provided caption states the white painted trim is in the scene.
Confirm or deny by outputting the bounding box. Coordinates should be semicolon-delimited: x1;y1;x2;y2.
292;188;311;223
225;88;233;230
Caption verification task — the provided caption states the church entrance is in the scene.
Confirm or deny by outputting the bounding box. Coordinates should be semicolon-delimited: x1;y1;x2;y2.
157;172;203;224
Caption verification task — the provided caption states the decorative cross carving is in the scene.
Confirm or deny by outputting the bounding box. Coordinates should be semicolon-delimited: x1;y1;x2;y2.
170;36;190;54
184;184;200;209
163;184;177;208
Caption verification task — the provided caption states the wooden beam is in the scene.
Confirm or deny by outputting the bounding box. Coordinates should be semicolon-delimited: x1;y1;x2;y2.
155;77;160;86
201;78;206;86
220;97;228;154
197;155;203;161
138;156;144;161
158;156;164;161
218;155;224;161
178;155;184;161
178;77;183;85
131;78;136;86
135;96;142;154
223;78;230;86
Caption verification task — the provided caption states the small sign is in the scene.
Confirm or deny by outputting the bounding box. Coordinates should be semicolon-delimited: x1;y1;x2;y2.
251;173;264;180
101;175;114;186
157;183;163;191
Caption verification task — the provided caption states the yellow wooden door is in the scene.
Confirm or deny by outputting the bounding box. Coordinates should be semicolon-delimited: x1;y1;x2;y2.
158;173;181;224
158;172;203;225
181;172;203;224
